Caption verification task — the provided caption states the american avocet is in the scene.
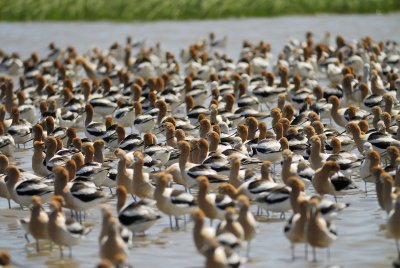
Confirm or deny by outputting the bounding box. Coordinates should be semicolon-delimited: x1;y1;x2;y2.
385;146;400;177
47;196;91;258
0;105;12;129
237;195;256;257
3;80;17;114
7;107;32;146
368;121;398;153
345;122;366;154
154;173;197;230
53;165;110;220
113;100;135;129
0;155;11;208
118;131;144;152
99;204;131;246
306;199;337;262
203;238;228;268
28;196;49;252
360;148;381;192
130;151;155;199
143;135;173;168
286;176;307;214
5;165;53;208
312;120;354;152
205;131;229;155
286;127;308;155
185;95;210;125
76;144;108;187
308;135;330;170
43;136;68;173
254;183;292;218
226;155;243;188
0;123;15;156
387;195;400;259
289;75;314;107
116;185;161;235
89;98;118;120
254;126;288;163
216;207;244;241
115;149;134;196
133;101;156;134
238;160;276;200
84;104;106;141
297;161;315;184
281;149;299;185
45;116;67;146
99;216;128;265
32;123;45;143
92;140;106;164
312;161;355;202
378;171;396;214
178;140;228;189
284;199;308;260
382;93;399;118
252;76;286;108
192;208;215;255
326;137;360;176
197;176;235;223
310;195;349;221
328;95;350;128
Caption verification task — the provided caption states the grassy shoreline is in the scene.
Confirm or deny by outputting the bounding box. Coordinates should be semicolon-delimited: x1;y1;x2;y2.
0;0;399;21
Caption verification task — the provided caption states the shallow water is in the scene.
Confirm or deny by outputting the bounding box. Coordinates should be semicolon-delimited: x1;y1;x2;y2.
0;14;400;268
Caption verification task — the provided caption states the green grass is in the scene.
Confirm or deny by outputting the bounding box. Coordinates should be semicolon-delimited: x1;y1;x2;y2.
0;0;399;21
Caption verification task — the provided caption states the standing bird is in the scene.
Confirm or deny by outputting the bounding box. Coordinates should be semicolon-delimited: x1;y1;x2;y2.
284;199;309;260
237;195;257;257
306;200;337;262
387;196;400;260
117;185;161;235
154;174;197;230
99;217;128;266
28;196;49;252
197;176;235;224
47;196;91;258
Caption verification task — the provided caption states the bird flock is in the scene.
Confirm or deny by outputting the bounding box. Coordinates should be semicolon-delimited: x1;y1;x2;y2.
0;31;399;267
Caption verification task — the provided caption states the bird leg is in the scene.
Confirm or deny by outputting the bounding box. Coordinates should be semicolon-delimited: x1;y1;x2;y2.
24;233;30;243
36;239;40;253
364;181;368;195
168;215;173;230
304;243;308;260
247;241;252;258
312;247;316;262
291;244;295;260
69;246;72;258
59;245;64;258
256;206;261;216
175;216;180;230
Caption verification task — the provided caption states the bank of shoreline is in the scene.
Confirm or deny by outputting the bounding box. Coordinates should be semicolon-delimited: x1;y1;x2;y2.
0;0;399;21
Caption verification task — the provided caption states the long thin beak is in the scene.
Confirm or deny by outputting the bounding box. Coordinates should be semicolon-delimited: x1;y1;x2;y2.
362;113;371;119
335;129;347;137
228;131;237;137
